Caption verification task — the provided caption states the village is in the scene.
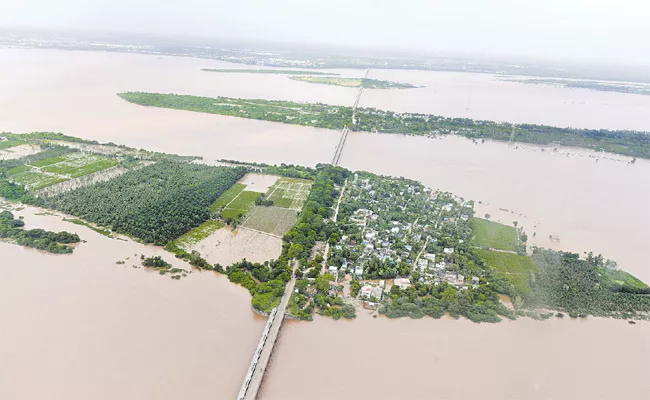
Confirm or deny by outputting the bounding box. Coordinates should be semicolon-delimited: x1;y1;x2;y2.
323;172;479;308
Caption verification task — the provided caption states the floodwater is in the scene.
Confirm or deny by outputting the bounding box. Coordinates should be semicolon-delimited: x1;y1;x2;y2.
1;47;650;399
0;205;265;400
188;227;282;267
260;313;650;400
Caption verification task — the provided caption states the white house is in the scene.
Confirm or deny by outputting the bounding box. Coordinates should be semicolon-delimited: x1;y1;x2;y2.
394;278;411;289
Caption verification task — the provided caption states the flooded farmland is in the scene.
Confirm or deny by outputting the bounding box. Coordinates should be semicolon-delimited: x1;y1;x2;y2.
1;47;650;400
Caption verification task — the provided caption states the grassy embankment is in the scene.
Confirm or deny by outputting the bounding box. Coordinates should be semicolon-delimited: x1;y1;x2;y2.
62;218;114;238
117;92;650;159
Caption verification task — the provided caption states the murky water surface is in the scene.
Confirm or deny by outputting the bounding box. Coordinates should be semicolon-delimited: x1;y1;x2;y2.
1;48;649;399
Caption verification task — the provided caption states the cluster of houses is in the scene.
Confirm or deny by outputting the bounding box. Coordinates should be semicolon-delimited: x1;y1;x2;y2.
327;174;480;303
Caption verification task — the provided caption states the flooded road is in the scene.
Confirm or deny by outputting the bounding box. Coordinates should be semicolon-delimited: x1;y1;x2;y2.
1;48;650;399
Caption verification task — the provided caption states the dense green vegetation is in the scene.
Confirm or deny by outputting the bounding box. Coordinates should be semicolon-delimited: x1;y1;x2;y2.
227;259;289;313
522;249;650;319
40;161;246;244
380;283;516;322
470;218;521;252
0;210;80;253
118;92;650;158
290;76;418;89
201;68;337;75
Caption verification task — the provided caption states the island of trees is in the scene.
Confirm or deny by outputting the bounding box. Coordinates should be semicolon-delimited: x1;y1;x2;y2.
0;210;79;253
1;133;648;323
289;76;419;89
201;68;338;75
117;92;650;159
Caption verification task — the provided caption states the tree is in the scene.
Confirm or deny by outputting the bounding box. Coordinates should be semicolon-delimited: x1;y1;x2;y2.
315;273;335;293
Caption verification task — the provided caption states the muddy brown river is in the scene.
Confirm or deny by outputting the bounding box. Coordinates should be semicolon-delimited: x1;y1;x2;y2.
1;48;649;399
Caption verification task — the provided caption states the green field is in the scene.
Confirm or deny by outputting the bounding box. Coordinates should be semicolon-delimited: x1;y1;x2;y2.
599;268;650;292
7;152;118;191
8;171;69;190
470;218;519;251
479;249;538;293
41;156;118;178
209;183;245;211
219;190;261;222
0;140;25;150
30;156;68;167
174;219;224;247
242;206;299;236
266;177;312;210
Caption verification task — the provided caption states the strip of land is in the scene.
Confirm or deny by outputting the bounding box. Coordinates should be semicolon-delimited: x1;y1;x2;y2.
202;68;338;75
290;76;419;89
117;92;650;159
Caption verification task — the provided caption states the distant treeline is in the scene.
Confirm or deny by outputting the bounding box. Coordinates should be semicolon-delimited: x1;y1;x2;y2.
201;68;337;75
118;92;650;159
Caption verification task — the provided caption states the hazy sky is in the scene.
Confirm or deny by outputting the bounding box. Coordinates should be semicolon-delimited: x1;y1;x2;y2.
3;0;650;64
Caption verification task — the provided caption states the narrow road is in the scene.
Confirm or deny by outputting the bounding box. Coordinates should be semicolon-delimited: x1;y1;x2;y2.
322;179;347;275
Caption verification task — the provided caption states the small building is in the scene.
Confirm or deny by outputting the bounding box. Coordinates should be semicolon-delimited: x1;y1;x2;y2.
354;266;364;277
443;248;455;255
371;286;383;300
328;266;339;276
471;276;480;285
425;253;436;262
394;278;411;289
360;285;373;299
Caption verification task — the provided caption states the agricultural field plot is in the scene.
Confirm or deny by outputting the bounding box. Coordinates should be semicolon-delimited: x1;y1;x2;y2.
38;153;119;178
6;152;119;190
470;217;520;251
209;183;245;212
6;170;69;190
174;220;224;248
242;206;299;237
221;190;261;221
478;249;538;293
265;177;312;210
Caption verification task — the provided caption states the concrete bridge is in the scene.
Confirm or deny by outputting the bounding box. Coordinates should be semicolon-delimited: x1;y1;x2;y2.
331;69;369;166
236;265;297;400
